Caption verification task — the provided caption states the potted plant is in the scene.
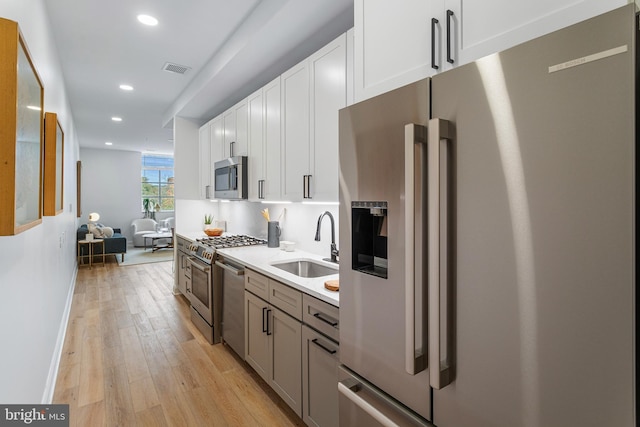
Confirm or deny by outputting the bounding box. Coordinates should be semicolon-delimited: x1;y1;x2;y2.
143;198;151;218
204;213;213;230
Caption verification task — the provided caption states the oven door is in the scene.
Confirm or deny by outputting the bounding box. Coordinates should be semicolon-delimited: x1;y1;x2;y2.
188;257;213;325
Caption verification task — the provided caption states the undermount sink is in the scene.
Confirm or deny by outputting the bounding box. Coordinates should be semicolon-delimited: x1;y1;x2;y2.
271;259;338;278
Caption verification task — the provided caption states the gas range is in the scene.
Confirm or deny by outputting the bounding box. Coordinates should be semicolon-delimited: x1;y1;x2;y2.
188;234;266;264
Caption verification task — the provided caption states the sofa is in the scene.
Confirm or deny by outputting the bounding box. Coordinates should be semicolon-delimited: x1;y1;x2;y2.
131;218;159;247
76;224;127;262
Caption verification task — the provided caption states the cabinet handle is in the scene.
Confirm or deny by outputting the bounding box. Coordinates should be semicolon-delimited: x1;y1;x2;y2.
262;307;268;333
312;338;337;355
431;18;439;70
258;180;265;199
205;185;211;200
446;10;454;64
230;141;235;157
303;175;313;199
266;309;272;335
313;312;338;327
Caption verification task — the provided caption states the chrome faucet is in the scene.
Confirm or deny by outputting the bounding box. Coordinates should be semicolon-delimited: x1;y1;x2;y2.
314;211;339;263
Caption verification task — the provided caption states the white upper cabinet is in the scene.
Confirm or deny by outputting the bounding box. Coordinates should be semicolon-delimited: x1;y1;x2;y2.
281;34;346;202
248;77;283;201
198;122;211;200
209;115;223;185
248;88;264;201
309;33;346;202
263;77;283;201
281;60;311;202
354;0;441;102
223;98;248;159
354;0;627;102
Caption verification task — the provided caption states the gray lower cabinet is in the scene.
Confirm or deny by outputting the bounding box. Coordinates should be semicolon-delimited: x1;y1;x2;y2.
245;289;302;416
244;269;340;425
245;290;270;380
302;324;340;427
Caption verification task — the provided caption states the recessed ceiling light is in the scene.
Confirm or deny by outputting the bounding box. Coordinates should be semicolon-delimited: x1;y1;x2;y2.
119;84;134;91
111;117;122;122
137;14;158;26
105;142;113;146
27;105;41;111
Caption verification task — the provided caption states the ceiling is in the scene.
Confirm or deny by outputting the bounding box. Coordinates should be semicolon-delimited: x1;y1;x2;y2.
45;0;354;155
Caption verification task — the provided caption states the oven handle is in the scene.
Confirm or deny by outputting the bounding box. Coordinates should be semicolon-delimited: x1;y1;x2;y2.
188;257;210;273
215;261;245;276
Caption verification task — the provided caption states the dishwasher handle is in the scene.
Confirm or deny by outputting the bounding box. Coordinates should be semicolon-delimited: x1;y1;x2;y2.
215;261;245;275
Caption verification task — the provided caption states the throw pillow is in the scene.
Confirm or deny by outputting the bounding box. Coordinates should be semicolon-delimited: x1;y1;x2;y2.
102;226;114;238
88;223;114;238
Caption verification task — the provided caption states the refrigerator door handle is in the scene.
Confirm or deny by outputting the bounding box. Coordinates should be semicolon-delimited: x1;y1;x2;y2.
404;124;428;375
428;118;453;389
338;379;405;427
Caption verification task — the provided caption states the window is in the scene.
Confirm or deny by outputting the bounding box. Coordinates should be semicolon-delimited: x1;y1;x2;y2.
141;154;174;213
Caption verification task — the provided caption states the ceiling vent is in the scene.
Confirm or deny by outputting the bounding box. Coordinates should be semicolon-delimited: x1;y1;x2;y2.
161;62;191;75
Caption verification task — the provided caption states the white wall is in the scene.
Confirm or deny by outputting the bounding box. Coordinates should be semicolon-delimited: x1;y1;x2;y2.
80;148;138;241
0;0;80;404
173;117;200;200
176;199;339;257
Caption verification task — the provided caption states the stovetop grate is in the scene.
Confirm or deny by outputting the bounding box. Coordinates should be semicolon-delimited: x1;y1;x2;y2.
195;235;267;249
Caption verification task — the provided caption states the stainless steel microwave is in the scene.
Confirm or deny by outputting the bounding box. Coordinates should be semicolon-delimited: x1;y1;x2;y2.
213;156;248;200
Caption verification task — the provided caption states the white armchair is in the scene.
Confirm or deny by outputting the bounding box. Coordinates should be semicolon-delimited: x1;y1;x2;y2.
131;218;158;247
161;217;175;230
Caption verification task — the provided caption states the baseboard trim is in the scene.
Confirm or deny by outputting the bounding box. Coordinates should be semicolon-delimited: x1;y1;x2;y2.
41;265;78;404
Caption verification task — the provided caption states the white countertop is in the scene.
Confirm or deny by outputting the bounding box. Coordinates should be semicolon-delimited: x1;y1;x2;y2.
175;232;340;307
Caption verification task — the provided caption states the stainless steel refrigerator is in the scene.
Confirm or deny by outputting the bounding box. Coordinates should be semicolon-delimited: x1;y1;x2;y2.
338;4;636;426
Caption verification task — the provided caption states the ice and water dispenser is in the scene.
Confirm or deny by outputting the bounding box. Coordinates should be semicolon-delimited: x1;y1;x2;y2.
351;201;388;279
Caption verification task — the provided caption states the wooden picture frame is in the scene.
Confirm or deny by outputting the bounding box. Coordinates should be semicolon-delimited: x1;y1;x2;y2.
44;112;64;216
0;18;44;235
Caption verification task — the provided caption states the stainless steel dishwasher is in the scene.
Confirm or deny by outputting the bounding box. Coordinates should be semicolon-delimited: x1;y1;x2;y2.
216;257;245;358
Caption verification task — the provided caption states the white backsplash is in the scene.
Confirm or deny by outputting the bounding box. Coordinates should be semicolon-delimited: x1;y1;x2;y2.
176;199;339;258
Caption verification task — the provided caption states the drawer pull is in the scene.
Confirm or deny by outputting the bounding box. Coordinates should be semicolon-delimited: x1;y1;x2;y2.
313;312;338;327
262;307;268;333
266;309;272;336
312;338;337;355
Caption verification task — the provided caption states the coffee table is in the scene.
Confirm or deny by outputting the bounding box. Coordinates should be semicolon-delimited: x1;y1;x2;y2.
144;232;173;252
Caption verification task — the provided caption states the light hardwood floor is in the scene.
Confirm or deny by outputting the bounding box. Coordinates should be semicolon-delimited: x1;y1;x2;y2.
53;256;306;427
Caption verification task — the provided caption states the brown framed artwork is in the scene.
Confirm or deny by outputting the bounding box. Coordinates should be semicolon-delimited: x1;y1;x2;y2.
44;112;64;216
0;18;44;235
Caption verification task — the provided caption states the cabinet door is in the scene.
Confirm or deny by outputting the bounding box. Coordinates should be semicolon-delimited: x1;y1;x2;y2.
233;98;248;157
245;291;270;383
302;325;339;427
263;76;282;200
281;60;310;201
309;34;346;202
447;0;627;68
209;116;223;172
248;88;264;201
270;306;302;416
354;0;442;102
178;252;188;297
222;108;236;159
198;123;211;199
